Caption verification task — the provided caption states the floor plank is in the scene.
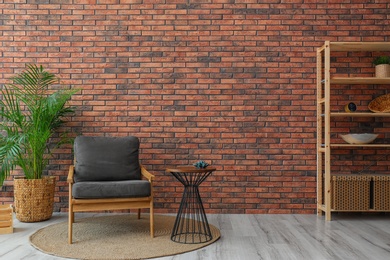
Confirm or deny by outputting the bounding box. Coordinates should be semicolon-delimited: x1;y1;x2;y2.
1;213;390;260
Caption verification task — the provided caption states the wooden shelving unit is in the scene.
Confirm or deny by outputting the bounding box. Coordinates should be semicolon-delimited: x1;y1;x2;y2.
317;41;390;220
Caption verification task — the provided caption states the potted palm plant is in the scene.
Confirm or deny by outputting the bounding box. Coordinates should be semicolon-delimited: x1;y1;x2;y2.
0;64;78;222
373;56;390;78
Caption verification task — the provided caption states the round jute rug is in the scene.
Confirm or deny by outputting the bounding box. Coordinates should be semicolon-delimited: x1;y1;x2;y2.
30;214;220;260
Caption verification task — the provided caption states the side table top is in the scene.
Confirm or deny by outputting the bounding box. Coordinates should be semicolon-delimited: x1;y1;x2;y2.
166;166;216;173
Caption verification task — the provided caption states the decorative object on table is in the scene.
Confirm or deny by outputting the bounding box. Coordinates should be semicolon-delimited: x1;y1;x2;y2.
0;64;78;222
193;160;209;168
29;214;220;260
68;136;155;244
0;204;13;234
344;102;357;112
368;94;390;113
373;56;390;78
166;166;216;244
340;133;378;144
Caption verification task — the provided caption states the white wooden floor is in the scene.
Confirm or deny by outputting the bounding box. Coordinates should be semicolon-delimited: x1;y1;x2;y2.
1;212;390;260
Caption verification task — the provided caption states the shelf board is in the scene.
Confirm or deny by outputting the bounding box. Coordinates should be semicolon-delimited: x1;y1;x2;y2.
318;204;326;211
318;147;326;153
321;143;390;148
330;112;390;117
329;42;390;52
330;77;390;84
331;209;390;212
330;144;390;148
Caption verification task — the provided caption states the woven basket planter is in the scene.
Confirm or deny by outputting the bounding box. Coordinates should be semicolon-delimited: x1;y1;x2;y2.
14;176;56;222
375;64;390;78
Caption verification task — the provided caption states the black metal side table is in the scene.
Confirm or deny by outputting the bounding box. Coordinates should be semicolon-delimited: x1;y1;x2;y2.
166;166;216;244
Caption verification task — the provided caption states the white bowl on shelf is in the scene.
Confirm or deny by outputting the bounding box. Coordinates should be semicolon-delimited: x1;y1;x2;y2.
340;133;378;144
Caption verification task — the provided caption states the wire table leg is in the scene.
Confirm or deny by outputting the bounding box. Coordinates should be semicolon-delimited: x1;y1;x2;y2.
171;185;212;243
169;168;214;244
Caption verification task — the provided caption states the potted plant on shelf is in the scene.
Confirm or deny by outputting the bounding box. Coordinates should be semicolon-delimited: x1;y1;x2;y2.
373;56;390;78
0;64;78;222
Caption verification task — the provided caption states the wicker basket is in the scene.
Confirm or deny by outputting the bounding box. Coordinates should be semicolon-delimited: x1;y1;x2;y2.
368;94;390;113
14;176;56;222
372;175;390;211
375;64;390;78
331;175;371;211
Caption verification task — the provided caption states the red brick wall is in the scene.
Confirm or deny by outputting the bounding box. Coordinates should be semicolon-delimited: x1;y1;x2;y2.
0;1;389;214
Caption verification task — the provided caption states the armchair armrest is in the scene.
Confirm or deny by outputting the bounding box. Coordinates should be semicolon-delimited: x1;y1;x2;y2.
67;165;75;184
140;165;155;182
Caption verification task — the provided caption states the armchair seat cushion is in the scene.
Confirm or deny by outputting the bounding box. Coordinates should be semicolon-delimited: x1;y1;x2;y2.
72;180;151;199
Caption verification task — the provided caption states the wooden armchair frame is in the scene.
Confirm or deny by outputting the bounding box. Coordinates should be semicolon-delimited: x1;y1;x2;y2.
67;164;154;244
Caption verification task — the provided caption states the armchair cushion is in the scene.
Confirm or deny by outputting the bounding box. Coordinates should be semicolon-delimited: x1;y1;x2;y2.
72;180;151;199
74;136;141;182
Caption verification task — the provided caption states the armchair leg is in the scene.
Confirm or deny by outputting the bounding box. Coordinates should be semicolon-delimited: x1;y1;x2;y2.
68;210;73;244
137;209;141;219
150;206;154;238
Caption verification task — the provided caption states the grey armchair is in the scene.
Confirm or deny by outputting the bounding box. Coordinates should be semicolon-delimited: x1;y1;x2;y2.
67;136;154;244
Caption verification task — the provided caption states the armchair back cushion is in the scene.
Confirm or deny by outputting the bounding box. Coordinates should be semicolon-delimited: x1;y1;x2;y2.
74;136;141;182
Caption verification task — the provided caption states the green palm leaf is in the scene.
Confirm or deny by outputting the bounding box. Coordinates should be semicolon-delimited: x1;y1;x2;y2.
0;64;78;185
